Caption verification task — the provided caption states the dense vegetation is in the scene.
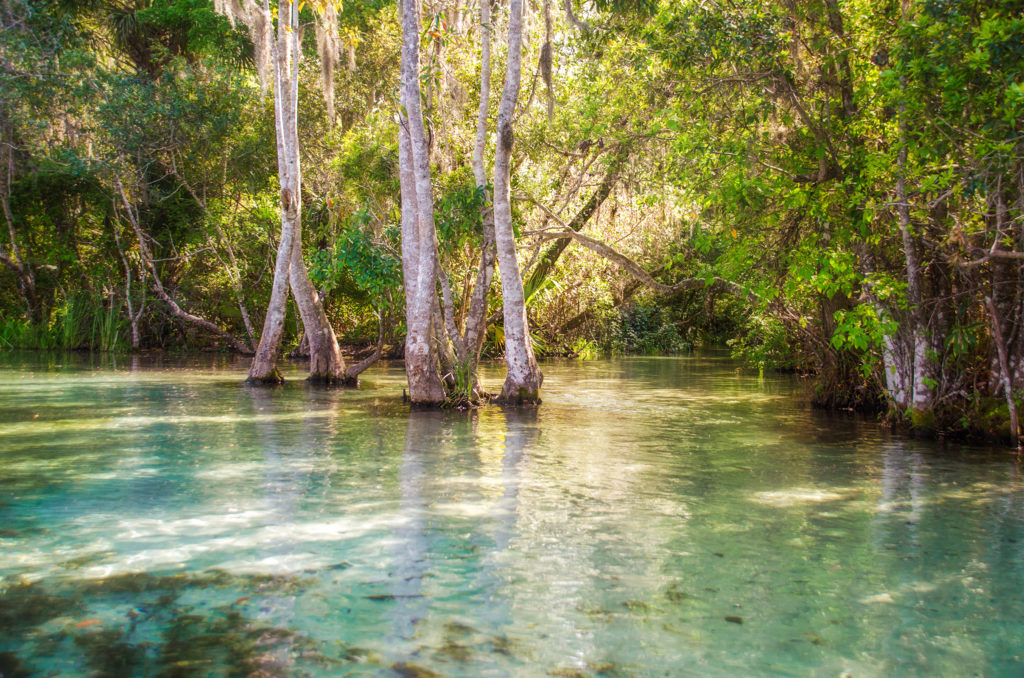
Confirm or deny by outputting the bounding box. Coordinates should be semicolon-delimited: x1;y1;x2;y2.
1;0;1021;440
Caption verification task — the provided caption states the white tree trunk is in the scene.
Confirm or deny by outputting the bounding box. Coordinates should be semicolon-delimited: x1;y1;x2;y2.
289;217;347;383
461;0;497;391
399;0;445;404
895;138;934;413
245;0;346;384
247;0;298;383
493;0;543;403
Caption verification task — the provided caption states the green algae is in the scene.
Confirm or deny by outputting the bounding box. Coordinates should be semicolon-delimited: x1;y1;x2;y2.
0;651;31;678
0;582;84;633
74;628;146;677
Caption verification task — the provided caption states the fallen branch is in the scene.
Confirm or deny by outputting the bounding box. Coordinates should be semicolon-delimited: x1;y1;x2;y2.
532;228;749;298
116;179;252;354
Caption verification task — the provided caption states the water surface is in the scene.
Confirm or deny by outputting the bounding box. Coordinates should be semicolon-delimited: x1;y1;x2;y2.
1;353;1022;677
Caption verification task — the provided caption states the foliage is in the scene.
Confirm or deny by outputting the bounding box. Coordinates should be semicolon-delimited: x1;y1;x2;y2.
0;0;1022;439
605;303;690;355
728;315;800;373
309;212;402;306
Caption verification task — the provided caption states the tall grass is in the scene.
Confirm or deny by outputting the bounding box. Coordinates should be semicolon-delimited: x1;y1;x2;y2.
0;293;127;351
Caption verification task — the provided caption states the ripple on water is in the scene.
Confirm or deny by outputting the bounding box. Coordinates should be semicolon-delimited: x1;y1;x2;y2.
0;354;1022;677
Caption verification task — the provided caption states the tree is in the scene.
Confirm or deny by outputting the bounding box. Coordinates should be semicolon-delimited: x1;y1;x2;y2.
397;0;446;404
492;0;543;403
216;0;366;384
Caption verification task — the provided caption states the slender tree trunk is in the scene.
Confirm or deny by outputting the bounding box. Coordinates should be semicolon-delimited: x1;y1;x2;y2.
111;216;144;349
245;0;346;384
247;217;294;382
433;294;458;387
281;1;345;383
887;1;936;419
895;136;933;414
399;0;445;405
431;0;496;401
289;221;346;383
986;296;1021;449
493;0;543;403
247;0;298;384
461;0;497;393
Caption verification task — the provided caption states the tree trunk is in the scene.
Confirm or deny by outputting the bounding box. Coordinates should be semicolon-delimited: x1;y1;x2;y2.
247;211;293;383
112;217;144;349
243;0;346;384
398;0;445;405
289;222;347;383
492;0;542;404
434;0;496;401
453;0;497;395
247;0;299;384
986;296;1021;449
280;1;345;383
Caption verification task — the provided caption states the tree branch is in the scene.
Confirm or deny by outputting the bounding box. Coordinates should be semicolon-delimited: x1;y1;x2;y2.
533;228;748;298
116;179;252;354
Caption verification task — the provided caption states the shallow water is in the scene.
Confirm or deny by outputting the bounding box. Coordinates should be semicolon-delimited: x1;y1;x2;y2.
0;352;1022;677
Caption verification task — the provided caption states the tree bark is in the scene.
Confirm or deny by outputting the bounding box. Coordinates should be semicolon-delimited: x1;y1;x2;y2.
986;296;1020;449
246;0;299;384
449;0;497;397
895;134;933;413
242;0;347;384
398;0;445;405
493;0;543;404
289;220;347;383
111;217;144;349
280;1;345;383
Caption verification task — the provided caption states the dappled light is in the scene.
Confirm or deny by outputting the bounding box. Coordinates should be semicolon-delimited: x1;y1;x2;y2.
3;0;1023;671
2;355;1023;676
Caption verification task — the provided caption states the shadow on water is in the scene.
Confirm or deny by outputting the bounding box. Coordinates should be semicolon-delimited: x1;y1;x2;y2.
1;354;1023;676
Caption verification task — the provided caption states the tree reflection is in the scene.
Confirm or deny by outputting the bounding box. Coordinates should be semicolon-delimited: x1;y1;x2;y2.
492;407;536;551
385;409;440;649
383;406;539;666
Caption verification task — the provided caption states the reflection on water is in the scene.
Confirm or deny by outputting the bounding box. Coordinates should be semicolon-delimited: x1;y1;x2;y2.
1;352;1023;676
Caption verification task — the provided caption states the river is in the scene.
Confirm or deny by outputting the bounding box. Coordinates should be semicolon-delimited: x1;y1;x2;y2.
0;352;1021;676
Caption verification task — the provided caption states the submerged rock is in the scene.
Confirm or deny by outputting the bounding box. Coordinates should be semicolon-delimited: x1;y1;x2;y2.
0;651;31;678
392;661;442;677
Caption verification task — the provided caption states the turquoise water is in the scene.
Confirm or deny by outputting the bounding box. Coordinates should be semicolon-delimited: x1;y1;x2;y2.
1;352;1022;677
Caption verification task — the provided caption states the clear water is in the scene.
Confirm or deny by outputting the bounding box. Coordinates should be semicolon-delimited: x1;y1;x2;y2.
1;352;1022;677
